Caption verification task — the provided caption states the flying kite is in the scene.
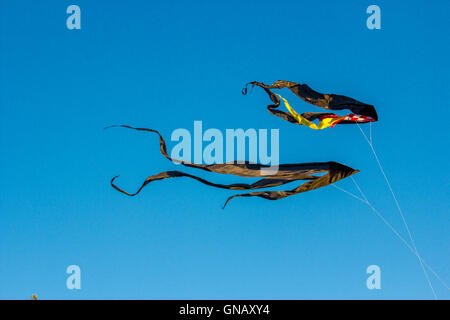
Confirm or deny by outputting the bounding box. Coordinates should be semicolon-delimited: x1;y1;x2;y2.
243;80;377;129
106;125;359;208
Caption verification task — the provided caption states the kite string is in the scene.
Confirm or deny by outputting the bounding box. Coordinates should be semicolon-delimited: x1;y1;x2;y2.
355;123;438;299
333;179;449;292
331;184;365;203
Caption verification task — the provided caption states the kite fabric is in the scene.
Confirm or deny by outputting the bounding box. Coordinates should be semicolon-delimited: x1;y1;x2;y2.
243;80;377;129
106;125;359;208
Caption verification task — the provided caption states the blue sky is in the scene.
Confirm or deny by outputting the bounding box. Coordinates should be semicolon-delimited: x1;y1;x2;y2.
0;0;449;299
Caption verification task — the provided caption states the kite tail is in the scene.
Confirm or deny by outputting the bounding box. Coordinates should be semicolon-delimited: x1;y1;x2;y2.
242;83;250;95
111;175;144;196
106;125;359;208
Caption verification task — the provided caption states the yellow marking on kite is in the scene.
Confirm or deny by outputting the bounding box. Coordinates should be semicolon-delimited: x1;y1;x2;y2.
277;94;342;130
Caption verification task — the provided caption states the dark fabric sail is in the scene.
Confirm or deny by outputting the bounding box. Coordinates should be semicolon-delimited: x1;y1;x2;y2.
243;80;377;128
106;125;359;208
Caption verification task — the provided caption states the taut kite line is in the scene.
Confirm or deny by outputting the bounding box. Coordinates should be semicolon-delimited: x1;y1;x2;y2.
106;125;359;208
243;80;378;129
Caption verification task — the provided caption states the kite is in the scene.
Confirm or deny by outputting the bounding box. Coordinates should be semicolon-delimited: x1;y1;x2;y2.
106;125;359;208
243;80;377;129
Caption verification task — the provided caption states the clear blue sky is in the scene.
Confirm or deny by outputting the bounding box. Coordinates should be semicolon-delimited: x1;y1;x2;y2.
1;0;449;299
